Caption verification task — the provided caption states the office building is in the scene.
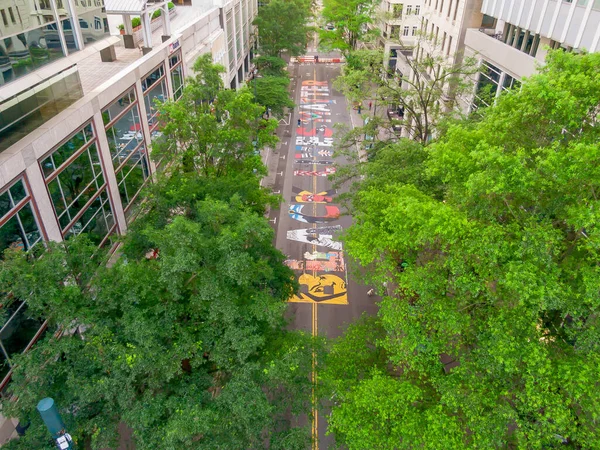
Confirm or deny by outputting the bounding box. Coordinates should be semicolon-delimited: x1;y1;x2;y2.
465;0;600;110
373;1;424;72
0;0;257;442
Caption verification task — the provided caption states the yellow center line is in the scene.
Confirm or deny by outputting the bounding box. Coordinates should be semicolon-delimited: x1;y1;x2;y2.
311;66;319;450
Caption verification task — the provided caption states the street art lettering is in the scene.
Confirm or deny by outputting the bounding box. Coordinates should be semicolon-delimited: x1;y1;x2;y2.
286;226;343;250
301;80;328;86
284;252;345;272
293;167;336;177
295;137;334;146
289;274;348;304
292;189;336;203
288;204;340;223
299;112;331;119
300;98;335;104
300;104;332;112
294;147;334;158
296;126;334;137
294;159;334;165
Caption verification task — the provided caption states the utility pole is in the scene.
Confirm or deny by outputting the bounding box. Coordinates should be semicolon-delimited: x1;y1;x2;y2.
37;398;75;449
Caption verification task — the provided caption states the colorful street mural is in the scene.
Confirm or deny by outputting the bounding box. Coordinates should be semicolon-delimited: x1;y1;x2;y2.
295;159;334;165
284;251;345;272
289;274;348;304
288;204;340;223
295;148;333;158
286;226;343;250
293;189;336;203
287;76;348;305
293;168;336;177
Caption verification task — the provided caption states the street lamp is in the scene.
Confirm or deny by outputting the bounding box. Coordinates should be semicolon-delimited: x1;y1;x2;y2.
37;398;75;449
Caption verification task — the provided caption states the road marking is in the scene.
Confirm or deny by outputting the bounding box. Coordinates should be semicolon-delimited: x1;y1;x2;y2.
277;171;283;176
280;155;286;160
269;217;277;224
272;189;281;194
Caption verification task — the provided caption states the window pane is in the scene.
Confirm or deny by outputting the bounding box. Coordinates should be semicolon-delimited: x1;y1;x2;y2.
102;88;136;124
0;303;45;378
144;80;167;128
9;180;26;204
117;147;149;212
65;189;114;245
43;130;86;177
0;191;12;219
105;105;143;169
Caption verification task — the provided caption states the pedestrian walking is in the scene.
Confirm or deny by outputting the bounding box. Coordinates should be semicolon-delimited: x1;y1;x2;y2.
315;55;319;63
367;288;375;297
369;101;372;110
297;118;302;127
357;105;362;114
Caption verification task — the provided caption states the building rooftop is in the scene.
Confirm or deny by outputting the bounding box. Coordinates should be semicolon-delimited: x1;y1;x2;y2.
78;5;212;94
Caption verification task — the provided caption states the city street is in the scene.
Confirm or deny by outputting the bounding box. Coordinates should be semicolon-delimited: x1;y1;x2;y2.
266;60;378;449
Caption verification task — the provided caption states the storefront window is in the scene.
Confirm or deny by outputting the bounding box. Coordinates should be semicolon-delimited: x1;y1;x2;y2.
63;187;114;245
105;103;144;169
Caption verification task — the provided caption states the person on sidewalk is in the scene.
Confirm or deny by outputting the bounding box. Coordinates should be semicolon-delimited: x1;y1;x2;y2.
315;55;319;63
357;105;362;114
369;101;372;110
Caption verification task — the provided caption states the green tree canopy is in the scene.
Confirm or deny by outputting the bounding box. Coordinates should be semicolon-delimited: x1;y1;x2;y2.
323;50;600;449
250;75;295;118
252;0;312;58
319;0;377;53
153;54;278;178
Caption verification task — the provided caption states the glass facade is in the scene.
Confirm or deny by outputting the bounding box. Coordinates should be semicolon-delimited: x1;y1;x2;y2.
0;177;47;384
103;88;150;219
42;123;115;244
0;178;43;256
142;64;167;130
0;66;84;153
0;0;108;86
169;51;183;100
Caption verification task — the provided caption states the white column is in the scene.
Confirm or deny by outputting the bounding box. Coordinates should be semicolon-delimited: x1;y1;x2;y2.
574;0;593;49
123;14;133;34
92;113;128;234
535;0;550;35
141;11;152;48
25;164;63;242
161;4;171;36
48;0;69;56
64;0;85;50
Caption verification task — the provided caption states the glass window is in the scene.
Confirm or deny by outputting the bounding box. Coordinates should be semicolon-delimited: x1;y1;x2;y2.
102;88;136;125
105;105;144;169
168;52;181;68
171;65;184;100
63;188;114;245
41;124;93;177
141;65;165;93
116;145;150;217
0;179;43;256
403;26;409;36
406;4;412;14
0;301;47;381
144;79;167;129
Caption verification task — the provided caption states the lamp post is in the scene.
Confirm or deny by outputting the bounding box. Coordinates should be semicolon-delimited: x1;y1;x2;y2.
37;398;75;449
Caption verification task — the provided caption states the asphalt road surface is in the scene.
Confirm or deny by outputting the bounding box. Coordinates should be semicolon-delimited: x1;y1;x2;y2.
268;60;378;449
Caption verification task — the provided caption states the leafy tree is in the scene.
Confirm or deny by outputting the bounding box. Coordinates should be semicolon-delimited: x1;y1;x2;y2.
334;44;478;145
0;196;314;449
319;0;378;53
323;50;600;449
252;55;288;77
250;75;295;118
154;54;278;177
252;0;312;58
